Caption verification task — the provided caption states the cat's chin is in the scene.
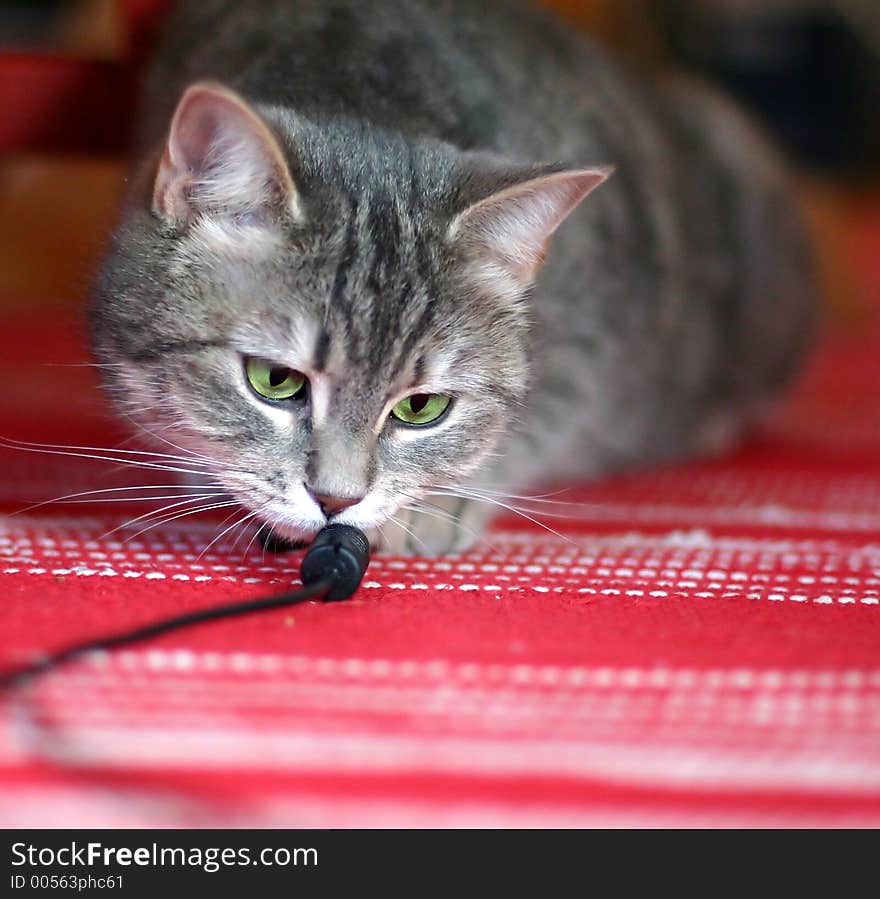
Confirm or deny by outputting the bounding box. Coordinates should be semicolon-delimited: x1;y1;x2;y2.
258;519;324;545
257;529;308;554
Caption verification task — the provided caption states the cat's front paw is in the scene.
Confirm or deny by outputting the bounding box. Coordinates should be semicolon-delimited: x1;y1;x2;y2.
368;497;491;557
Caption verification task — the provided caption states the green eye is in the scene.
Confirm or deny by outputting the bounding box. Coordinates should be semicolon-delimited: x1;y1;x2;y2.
390;393;452;426
245;357;307;401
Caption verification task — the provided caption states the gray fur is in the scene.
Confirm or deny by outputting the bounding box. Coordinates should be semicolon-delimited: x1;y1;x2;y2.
91;0;816;554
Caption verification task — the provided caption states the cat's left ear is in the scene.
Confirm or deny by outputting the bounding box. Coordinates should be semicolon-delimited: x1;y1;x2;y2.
153;81;298;225
449;165;611;286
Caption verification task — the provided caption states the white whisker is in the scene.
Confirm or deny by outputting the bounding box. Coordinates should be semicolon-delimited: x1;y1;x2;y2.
242;519;270;562
100;495;233;542
42;361;124;368
427;486;574;544
0;440;214;477
388;513;429;554
450;486;596;520
0;435;216;467
402;495;498;554
463;484;581;504
195;507;260;562
55;492;225;505
120;499;241;545
121;415;222;465
230;504;270;555
12;483;226;516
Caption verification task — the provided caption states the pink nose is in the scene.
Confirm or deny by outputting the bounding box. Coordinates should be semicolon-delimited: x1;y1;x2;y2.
306;487;362;517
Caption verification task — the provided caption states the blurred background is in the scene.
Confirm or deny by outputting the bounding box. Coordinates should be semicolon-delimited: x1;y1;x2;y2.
1;0;879;832
0;0;878;323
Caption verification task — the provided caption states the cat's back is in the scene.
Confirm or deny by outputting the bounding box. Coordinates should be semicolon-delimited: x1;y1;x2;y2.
140;0;625;159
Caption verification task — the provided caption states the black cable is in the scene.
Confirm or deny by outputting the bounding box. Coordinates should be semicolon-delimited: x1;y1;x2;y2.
0;523;371;690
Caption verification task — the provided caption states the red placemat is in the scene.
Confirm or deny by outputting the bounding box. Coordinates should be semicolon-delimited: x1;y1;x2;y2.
1;306;879;827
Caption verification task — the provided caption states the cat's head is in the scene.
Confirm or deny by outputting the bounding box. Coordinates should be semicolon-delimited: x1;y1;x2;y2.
92;82;608;542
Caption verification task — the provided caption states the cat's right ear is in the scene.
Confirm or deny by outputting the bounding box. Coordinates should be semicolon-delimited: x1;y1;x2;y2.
152;81;298;226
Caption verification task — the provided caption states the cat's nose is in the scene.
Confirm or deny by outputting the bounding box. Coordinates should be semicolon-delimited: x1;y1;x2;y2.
305;486;363;517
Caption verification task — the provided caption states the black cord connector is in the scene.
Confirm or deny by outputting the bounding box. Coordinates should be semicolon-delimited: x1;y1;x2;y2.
0;523;371;690
300;523;372;601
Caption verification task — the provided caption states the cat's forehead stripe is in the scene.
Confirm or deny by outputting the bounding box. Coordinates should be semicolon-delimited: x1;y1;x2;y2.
386;299;436;380
312;327;331;371
328;197;361;322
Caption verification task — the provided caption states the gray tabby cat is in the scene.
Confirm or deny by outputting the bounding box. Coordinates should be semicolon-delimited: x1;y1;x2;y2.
91;0;815;555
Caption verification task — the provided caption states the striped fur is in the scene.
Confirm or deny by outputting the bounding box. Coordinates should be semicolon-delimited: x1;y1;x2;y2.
91;0;816;553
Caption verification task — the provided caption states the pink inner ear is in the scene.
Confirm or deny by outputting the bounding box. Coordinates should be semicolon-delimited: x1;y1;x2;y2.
172;98;222;171
454;167;612;282
153;86;227;223
152;82;295;225
152;152;188;224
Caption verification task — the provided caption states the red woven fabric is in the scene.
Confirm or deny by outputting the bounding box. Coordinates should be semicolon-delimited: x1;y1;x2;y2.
1;301;879;827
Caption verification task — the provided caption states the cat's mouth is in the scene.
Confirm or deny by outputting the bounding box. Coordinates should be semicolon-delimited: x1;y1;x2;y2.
217;481;326;545
242;502;327;545
220;475;395;547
